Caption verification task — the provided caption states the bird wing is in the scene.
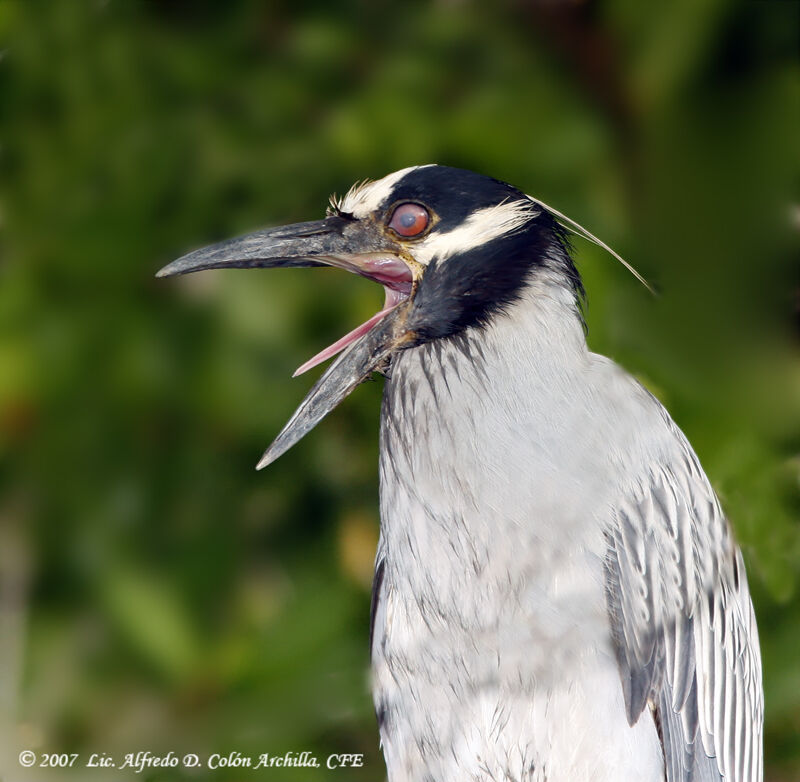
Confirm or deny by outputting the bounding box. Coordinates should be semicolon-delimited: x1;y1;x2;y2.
604;440;763;782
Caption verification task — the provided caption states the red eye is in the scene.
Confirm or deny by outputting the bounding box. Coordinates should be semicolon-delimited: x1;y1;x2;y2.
388;203;430;238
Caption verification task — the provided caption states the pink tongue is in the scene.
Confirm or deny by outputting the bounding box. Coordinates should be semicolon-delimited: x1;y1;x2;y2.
293;288;403;377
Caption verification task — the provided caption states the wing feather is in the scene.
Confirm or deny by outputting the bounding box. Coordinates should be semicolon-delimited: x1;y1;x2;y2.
605;438;763;782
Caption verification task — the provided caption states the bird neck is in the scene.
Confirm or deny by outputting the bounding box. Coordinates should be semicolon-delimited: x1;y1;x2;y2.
378;272;591;625
380;269;588;510
384;270;587;437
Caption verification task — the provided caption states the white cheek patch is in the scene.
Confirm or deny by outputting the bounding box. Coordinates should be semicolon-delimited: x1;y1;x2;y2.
413;199;540;266
340;165;434;218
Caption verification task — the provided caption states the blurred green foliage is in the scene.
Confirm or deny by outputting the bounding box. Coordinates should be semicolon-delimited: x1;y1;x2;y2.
0;1;798;780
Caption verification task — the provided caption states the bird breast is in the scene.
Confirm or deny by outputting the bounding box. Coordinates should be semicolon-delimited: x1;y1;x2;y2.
371;281;673;780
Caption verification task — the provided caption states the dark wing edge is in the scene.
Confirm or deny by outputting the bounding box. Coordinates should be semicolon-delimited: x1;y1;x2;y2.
369;554;388;732
370;555;386;658
604;442;763;782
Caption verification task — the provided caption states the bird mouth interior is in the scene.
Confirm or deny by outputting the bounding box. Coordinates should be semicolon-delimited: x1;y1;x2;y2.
292;253;414;377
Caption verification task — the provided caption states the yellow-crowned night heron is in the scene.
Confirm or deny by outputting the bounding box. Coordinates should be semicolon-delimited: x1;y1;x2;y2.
159;165;763;782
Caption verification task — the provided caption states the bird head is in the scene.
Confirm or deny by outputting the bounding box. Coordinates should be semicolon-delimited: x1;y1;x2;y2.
158;165;582;467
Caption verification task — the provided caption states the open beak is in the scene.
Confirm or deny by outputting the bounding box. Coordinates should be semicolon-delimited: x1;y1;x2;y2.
157;215;416;468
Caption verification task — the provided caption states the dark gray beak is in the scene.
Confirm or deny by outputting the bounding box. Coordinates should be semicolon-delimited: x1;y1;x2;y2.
157;216;415;468
157;218;347;278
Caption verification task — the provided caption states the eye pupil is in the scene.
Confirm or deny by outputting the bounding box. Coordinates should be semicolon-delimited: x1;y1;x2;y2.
389;203;430;237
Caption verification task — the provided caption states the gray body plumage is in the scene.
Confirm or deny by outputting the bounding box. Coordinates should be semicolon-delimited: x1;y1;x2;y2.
371;276;762;781
161;165;763;782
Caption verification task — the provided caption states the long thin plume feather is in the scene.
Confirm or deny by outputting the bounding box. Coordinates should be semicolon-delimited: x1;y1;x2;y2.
528;196;655;295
